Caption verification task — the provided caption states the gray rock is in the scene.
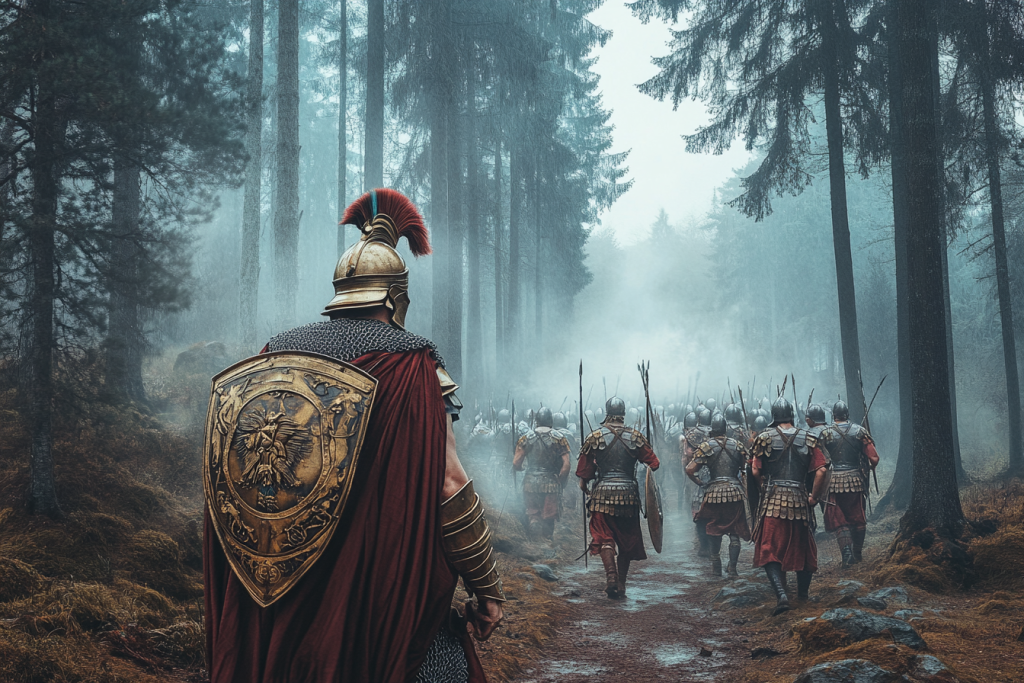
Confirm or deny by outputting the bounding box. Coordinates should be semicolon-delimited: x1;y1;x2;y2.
837;579;865;594
530;564;558;582
793;659;908;683
910;655;960;683
722;595;761;608
857;597;888;610
866;586;911;604
893;609;923;621
819;609;927;649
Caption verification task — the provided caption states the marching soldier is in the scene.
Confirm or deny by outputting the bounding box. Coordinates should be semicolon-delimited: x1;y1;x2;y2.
686;414;751;577
681;407;713;557
577;397;660;599
750;397;829;615
822;400;879;567
513;407;571;543
804;403;829;441
725;403;751;445
204;189;503;682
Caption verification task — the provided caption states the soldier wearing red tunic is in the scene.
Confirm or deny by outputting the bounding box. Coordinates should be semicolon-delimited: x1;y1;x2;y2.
686;413;751;577
576;397;660;599
204;189;504;683
750;397;829;615
513;407;571;543
821;400;879;568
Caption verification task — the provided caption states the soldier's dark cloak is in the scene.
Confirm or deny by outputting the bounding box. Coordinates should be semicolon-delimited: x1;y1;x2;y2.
204;347;486;683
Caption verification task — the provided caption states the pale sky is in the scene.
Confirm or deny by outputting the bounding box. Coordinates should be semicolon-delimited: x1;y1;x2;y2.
588;2;751;243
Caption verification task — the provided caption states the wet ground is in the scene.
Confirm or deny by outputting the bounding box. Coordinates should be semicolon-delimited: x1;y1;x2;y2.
513;507;764;682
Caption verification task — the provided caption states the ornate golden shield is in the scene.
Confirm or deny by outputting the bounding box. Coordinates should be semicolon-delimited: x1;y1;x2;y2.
203;351;377;607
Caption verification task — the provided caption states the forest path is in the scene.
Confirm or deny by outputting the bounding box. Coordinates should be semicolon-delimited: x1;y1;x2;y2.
512;507;759;682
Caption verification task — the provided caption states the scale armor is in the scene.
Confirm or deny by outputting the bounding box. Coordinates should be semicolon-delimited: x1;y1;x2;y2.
752;427;819;524
825;423;872;493
518;428;568;494
695;437;747;504
583;425;650;517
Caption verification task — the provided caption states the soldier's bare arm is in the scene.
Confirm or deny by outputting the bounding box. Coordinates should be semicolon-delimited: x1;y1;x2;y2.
443;415;470;499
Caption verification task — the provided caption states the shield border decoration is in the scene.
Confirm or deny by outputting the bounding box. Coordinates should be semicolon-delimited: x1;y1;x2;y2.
204;351;377;608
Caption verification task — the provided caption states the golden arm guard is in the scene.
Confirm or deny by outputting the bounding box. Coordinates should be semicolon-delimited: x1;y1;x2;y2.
441;480;506;602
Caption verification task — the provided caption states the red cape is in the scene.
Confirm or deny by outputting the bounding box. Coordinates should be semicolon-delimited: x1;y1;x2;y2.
204;349;485;682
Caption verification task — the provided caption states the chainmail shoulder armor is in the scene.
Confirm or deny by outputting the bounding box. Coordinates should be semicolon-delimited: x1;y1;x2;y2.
266;318;446;367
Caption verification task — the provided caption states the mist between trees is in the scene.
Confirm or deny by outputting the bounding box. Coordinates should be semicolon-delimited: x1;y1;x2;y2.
1;0;1023;535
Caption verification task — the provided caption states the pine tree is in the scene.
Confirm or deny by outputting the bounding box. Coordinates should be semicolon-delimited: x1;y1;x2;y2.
240;0;264;350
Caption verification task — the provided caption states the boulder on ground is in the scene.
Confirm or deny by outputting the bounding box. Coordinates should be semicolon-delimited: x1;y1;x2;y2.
910;655;960;683
818;609;927;649
793;658;908;683
857;596;888;610
866;586;911;604
530;564;558;582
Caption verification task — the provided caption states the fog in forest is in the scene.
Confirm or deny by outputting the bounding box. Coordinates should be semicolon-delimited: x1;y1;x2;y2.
5;0;1024;508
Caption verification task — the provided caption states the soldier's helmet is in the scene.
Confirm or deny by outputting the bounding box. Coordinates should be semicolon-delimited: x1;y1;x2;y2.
668;403;676;415
833;400;850;421
705;397;718;413
725;403;743;425
626;407;640;425
536;407;553;428
552;412;567;430
710;413;727;437
806;403;827;426
605;397;626;418
325;189;431;329
770;397;795;426
684;404;694;417
585;409;596;425
698;408;713;427
497;409;511;424
747;410;759;428
684;411;698;429
754;415;768;432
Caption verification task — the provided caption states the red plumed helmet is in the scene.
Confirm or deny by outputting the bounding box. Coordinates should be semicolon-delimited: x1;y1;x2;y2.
341;188;431;256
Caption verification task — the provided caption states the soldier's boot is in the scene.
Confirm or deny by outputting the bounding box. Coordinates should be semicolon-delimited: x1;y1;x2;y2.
764;562;790;616
708;534;723;577
727;535;741;577
695;523;710;558
836;528;855;569
543;519;556;546
851;526;866;564
796;570;813;603
616;555;630;597
599;546;619;599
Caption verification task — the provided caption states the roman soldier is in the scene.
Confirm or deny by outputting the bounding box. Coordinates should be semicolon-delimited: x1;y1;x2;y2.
686;414;751;577
822;400;879;568
576;397;660;599
204;189;504;683
513;407;571;542
725;403;751;445
681;407;713;557
750;397;829;615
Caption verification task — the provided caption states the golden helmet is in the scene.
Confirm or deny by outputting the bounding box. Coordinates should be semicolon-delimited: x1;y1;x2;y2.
324;189;431;329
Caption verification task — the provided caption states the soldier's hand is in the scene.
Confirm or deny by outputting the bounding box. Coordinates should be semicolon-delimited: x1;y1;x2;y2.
465;598;503;641
579;480;589;494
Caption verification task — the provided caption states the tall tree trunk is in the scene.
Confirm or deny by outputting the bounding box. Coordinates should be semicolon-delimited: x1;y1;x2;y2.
877;0;914;514
465;50;483;392
105;159;145;402
446;58;464;382
274;0;300;328
931;25;965;484
508;144;522;367
533;155;542;347
26;0;62;517
240;0;263;349
430;21;450;351
364;0;384;189
493;138;505;376
977;7;1023;475
822;0;865;423
894;0;964;537
337;0;348;255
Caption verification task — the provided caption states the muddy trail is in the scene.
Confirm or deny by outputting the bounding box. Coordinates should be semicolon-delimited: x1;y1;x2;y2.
513;507;769;682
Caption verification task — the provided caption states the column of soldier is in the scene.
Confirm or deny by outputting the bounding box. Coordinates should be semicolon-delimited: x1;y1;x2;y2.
466;390;879;615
